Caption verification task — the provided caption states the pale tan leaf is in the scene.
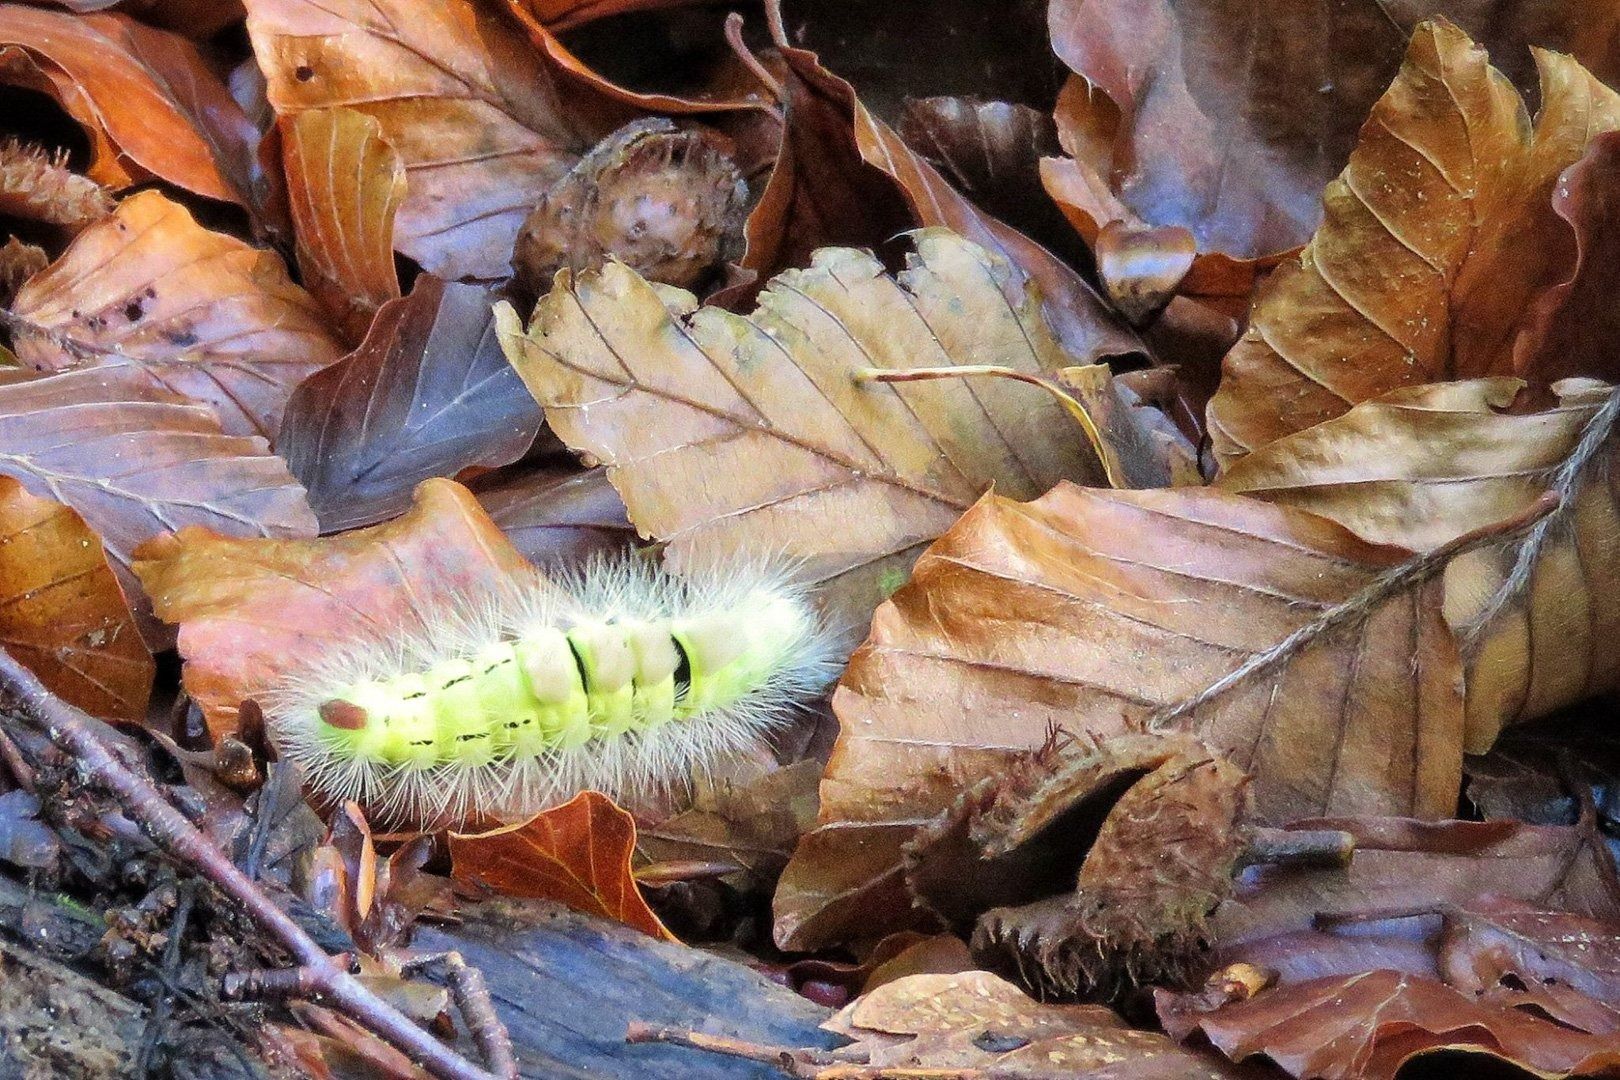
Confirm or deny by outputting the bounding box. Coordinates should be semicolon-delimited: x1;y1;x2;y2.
774;484;1463;950
497;229;1106;626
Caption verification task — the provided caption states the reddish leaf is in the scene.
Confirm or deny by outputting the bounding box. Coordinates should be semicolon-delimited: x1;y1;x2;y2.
277;276;542;532
10;190;346;440
450;790;673;940
470;465;635;569
0;6;255;205
0;476;151;722
132;478;526;738
282;107;405;345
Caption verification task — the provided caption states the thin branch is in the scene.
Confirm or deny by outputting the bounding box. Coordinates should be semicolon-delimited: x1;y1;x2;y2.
723;13;784;106
1148;491;1560;731
1459;384;1620;648
0;648;509;1080
443;953;518;1080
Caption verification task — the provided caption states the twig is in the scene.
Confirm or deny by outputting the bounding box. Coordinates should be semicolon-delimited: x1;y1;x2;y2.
1459;384;1620;647
626;1023;834;1077
444;953;517;1080
221;964;329;1003
1240;827;1355;870
1148;491;1560;731
0;648;509;1080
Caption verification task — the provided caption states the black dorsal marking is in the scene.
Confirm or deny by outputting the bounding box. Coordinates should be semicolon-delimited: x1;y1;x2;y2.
671;635;692;697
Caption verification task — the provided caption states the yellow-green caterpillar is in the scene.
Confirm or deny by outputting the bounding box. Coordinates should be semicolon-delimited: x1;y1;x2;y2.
265;558;837;824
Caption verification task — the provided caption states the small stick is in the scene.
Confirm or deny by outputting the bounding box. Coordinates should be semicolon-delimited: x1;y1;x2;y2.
1240;827;1355;870
724;13;785;105
626;1023;832;1077
444;953;517;1080
221;965;328;1003
0;648;507;1080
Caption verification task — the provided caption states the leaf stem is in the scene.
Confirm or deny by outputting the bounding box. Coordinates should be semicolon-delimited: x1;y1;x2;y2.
854;364;1125;488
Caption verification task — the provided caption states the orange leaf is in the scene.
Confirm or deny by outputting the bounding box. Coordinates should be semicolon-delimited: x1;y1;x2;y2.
0;477;151;722
132;478;528;739
0;7;254;205
282;107;405;346
450;791;673;940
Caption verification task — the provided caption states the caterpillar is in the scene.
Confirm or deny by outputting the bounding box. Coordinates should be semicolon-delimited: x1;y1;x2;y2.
263;558;839;826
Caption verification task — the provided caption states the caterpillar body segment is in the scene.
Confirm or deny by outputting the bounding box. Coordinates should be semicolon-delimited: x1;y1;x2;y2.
265;559;837;826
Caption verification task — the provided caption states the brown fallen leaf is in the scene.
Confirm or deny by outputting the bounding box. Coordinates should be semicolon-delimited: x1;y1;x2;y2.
132;477;527;739
450;790;673;940
497;230;1108;627
245;0;633;279
469;464;635;569
1161;967;1620;1080
1206;19;1620;464
0;365;315;641
638;758;822;883
1218;378;1620;748
1047;0;1620;266
0;476;151;723
774;484;1465;951
0;7;255;206
281;107;405;346
277;276;542;532
9;189;346;440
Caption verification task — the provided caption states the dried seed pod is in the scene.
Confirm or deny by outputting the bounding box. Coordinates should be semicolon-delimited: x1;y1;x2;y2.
0;236;48;308
513;118;748;299
906;734;1299;1001
0;140;112;234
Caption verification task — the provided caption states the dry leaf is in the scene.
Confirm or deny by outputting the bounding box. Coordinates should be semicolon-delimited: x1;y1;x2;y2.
132;477;527;739
0;366;315;640
470;465;635;569
278;276;542;532
282;107;404;345
10;189;346;440
497;230;1107;626
638;758;822;882
0;476;151;722
1047;0;1620;265
1218;377;1620;748
774;484;1462;951
245;0;631;279
0;7;254;205
1206;19;1620;465
1161;968;1620;1080
450;790;673;940
820;970;1252;1078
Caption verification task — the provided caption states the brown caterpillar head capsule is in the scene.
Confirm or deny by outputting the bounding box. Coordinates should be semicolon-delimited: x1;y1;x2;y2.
318;698;370;731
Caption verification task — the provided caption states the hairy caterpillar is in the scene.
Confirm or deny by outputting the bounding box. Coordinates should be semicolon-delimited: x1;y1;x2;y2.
264;558;839;825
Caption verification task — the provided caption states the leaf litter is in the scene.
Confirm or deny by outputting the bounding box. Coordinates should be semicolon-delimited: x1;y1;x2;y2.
0;4;1615;1080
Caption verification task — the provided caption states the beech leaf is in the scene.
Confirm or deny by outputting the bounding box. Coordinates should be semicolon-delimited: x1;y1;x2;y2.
449;790;674;940
282;107;405;345
9;189;346;440
1206;19;1620;465
0;476;151;723
496;230;1109;627
774;484;1464;951
278;276;542;532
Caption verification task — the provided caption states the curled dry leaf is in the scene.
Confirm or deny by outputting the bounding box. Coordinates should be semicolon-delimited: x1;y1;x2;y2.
9;189;346;440
277;276;542;532
131;477;527;739
0;366;315;640
638;757;823;883
281;107;404;346
0;236;46;309
0;476;151;723
497;230;1108;627
1219;378;1620;749
449;790;673;940
1046;0;1620;266
1207;19;1620;464
470;465;634;569
1161;968;1620;1080
512;117;748;298
774;484;1463;951
245;0;631;279
748;31;1141;366
0;7;254;205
